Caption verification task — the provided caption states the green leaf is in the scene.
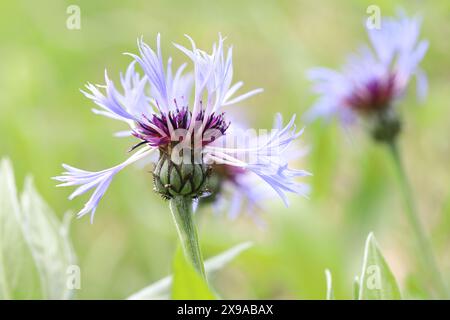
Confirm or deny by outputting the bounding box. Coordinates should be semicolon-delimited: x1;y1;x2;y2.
204;242;253;273
352;276;360;300
128;242;252;300
324;269;334;300
171;247;215;300
19;177;76;299
0;159;40;299
0;159;77;300
358;232;401;300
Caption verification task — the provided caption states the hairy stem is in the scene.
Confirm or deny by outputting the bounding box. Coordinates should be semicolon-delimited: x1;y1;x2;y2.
169;196;206;279
387;140;448;298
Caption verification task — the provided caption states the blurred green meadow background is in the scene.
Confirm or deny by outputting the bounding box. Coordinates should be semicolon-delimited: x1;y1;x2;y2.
1;0;450;299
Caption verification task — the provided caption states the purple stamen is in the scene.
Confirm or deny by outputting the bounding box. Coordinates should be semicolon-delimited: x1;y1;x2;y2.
344;73;397;113
132;106;230;148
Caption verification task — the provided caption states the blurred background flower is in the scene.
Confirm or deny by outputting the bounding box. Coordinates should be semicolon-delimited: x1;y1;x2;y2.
305;11;428;142
1;0;449;299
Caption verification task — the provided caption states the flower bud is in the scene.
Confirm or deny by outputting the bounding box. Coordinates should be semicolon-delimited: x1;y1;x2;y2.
153;153;209;199
370;109;401;143
198;171;222;205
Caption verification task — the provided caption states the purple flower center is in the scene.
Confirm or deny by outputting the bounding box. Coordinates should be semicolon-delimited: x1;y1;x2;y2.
344;73;398;113
132;106;230;149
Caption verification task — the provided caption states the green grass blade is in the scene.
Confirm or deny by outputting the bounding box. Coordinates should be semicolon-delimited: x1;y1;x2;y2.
171;247;215;300
0;159;40;299
353;276;360;300
128;242;252;300
19;177;77;299
358;232;401;300
324;269;334;300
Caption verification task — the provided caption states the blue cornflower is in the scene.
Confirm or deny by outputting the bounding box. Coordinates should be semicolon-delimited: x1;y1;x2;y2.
306;12;428;140
54;35;309;222
202;113;310;221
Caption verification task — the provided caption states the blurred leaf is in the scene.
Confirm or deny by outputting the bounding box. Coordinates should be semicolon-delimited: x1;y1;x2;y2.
352;276;360;300
324;269;334;300
204;242;253;273
171;248;215;300
19;177;76;299
0;158;40;299
128;242;252;300
358;233;401;300
0;158;77;299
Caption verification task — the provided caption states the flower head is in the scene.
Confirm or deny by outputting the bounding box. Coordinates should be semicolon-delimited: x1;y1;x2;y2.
306;12;428;140
202;114;310;221
54;34;308;222
132;107;230;149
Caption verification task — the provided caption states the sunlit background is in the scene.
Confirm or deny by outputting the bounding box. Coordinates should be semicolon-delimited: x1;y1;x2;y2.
1;0;449;299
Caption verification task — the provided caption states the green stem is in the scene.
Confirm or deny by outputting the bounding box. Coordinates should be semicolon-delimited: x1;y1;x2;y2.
387;140;448;298
169;196;206;279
